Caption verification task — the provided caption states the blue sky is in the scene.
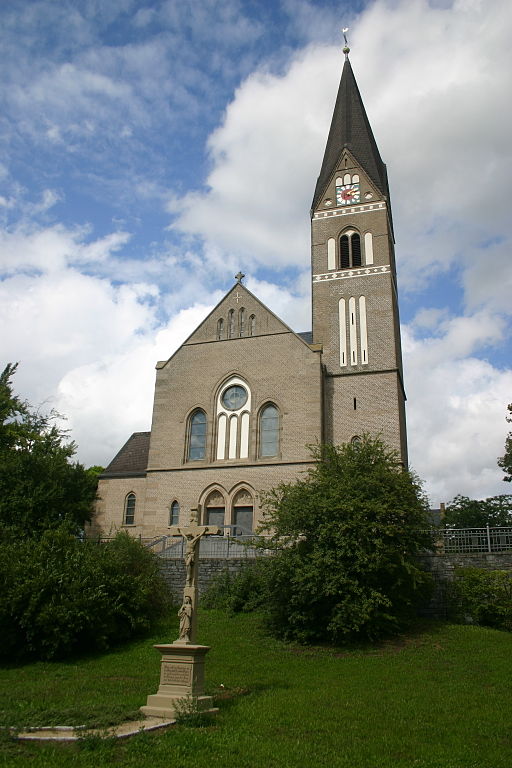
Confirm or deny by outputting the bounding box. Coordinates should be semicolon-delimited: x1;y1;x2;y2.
1;0;511;504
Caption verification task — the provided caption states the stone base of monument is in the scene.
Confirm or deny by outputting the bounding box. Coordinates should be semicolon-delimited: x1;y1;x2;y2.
140;643;218;719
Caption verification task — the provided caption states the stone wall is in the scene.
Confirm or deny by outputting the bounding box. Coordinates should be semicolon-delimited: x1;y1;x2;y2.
159;558;254;603
418;552;512;618
160;551;512;616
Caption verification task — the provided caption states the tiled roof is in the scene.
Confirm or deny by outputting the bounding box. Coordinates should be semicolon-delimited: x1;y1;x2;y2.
297;331;313;344
101;431;150;477
312;57;389;211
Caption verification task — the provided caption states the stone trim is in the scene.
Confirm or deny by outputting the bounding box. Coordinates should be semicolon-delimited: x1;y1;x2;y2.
313;201;386;220
313;265;390;283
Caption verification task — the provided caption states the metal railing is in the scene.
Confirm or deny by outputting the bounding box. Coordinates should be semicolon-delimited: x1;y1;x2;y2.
160;534;271;559
432;527;512;554
95;527;512;557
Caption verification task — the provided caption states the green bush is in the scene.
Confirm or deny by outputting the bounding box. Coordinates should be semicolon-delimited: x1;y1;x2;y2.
0;528;171;660
202;561;269;614
450;568;512;631
257;438;433;644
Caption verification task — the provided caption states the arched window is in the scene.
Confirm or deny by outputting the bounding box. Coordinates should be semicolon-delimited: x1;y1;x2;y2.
205;490;225;529
228;309;235;338
259;404;279;457
351;435;362;446
340;231;361;268
169;500;180;526
249;314;256;336
232;489;253;535
239;307;245;337
188;409;207;461
124;493;136;525
216;318;224;340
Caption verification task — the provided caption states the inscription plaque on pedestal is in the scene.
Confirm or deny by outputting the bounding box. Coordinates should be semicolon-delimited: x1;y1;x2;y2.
162;663;192;686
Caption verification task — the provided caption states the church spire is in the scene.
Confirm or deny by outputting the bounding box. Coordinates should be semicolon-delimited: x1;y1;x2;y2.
312;42;389;212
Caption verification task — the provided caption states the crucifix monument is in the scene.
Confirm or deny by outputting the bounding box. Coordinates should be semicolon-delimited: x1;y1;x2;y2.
141;507;221;719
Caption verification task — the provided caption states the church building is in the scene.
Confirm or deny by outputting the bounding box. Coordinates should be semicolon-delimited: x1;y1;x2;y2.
92;45;407;540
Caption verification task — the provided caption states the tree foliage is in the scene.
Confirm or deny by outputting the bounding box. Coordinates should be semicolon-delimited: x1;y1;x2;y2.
255;437;432;644
498;403;512;483
444;495;512;528
0;363;97;537
0;528;171;660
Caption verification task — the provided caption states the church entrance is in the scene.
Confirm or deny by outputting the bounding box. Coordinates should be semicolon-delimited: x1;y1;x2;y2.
201;487;254;536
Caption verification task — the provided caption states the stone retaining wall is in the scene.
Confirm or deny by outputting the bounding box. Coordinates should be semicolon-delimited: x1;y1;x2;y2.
159;558;253;603
160;552;512;617
418;552;512;617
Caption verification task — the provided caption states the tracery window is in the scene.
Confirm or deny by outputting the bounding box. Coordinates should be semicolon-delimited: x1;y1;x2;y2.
188;409;207;461
205;490;225;529
232;489;253;535
124;493;136;525
259;403;279;457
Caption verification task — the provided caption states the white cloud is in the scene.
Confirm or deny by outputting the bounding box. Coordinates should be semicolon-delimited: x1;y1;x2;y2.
404;314;511;503
1;0;510;509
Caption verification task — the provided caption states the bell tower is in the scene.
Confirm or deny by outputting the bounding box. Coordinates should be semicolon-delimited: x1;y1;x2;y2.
311;39;408;464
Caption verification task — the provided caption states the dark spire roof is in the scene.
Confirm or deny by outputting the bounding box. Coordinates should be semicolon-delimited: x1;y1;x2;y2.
312;57;389;211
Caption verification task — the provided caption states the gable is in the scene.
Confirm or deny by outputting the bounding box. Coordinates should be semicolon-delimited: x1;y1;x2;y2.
160;283;310;355
313;147;384;215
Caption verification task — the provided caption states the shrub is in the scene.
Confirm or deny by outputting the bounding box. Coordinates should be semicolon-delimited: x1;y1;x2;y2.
450;568;512;631
202;561;269;614
257;438;433;644
0;527;171;660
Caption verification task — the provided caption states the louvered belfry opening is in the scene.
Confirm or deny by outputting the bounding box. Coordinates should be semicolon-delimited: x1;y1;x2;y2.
340;232;361;268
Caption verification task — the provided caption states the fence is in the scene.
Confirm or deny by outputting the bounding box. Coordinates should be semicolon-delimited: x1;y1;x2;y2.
432;527;512;554
97;527;512;558
158;533;270;559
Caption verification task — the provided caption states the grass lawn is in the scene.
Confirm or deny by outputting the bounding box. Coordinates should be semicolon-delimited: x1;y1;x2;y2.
1;611;511;767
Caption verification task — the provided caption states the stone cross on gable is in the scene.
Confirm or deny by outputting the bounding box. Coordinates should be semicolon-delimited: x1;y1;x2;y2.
168;507;221;644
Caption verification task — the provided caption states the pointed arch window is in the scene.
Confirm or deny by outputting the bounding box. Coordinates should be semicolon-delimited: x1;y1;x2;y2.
216;318;224;340
233;489;254;535
228;309;235;338
205;490;225;528
169;500;180;526
187;409;207;461
239;307;245;337
340;232;362;268
249;314;256;336
259;403;280;457
124;493;136;525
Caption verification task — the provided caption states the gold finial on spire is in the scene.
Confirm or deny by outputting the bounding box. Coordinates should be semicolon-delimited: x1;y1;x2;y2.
342;27;350;58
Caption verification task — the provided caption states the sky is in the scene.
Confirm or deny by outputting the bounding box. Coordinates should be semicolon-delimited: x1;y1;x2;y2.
1;0;511;506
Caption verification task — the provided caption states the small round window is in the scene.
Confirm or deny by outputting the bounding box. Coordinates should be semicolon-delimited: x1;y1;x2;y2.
221;385;248;411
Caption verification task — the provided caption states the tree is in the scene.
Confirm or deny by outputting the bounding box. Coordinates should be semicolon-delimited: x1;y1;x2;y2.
257;437;433;644
0;363;98;537
444;494;512;528
498;403;512;483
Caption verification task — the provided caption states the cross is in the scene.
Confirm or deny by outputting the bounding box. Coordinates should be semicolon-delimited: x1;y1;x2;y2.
235;271;245;284
168;507;221;644
342;27;350;57
234;291;241;303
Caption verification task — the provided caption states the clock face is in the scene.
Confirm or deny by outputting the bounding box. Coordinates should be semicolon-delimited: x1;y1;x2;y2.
221;385;248;411
336;183;360;206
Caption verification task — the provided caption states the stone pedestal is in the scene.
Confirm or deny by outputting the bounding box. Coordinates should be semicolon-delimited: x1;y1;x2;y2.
140;643;217;719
